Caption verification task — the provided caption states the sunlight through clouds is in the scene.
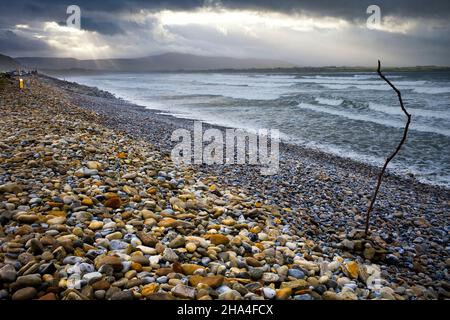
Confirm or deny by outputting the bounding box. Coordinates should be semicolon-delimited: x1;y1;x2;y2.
153;8;350;33
2;2;449;66
21;21;113;59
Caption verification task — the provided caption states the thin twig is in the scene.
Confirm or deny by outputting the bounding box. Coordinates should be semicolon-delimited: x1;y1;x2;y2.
364;60;412;236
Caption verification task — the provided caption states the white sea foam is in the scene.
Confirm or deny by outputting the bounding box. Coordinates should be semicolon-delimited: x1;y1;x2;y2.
298;102;450;136
298;78;424;86
319;83;392;90
315;97;344;106
368;102;450;120
311;82;450;95
412;87;450;94
306;74;403;80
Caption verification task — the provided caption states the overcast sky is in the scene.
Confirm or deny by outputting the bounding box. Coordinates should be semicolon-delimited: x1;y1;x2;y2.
0;0;449;66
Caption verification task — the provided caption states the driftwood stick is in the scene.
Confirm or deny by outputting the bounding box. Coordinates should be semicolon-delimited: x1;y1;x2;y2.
364;60;412;236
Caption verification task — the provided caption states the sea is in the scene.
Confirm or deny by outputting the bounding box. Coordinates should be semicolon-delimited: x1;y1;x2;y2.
63;71;450;188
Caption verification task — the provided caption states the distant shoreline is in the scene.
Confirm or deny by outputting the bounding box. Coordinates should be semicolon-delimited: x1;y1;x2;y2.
40;66;450;77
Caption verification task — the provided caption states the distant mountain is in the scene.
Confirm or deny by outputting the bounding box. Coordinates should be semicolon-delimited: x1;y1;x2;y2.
0;53;21;72
16;52;296;72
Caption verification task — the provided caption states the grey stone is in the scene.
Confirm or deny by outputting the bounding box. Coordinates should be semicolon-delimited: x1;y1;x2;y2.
168;236;186;248
249;268;264;280
162;248;178;262
288;269;305;279
83;272;103;284
94;290;106;299
171;284;196;299
218;290;242;300
0;264;17;282
110;290;134;300
262;287;276;299
156;276;168;284
15;274;42;287
12;287;37;300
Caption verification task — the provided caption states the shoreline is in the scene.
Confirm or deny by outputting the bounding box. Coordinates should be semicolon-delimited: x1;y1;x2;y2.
0;73;448;300
44;74;449;194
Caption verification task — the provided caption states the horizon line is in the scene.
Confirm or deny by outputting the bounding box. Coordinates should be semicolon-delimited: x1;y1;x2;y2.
4;52;450;69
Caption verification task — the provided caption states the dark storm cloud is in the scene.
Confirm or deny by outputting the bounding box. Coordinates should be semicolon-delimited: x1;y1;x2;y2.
224;0;450;19
0;1;204;35
1;0;449;36
56;18;124;35
0;30;51;55
0;0;449;65
82;18;124;35
1;0;450;24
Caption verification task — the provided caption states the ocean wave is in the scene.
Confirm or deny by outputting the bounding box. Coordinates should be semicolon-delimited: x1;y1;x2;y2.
191;80;250;87
297;139;450;188
297;102;450;136
315;97;344;106
312;82;450;94
297;79;383;85
368;102;450;120
300;140;386;166
412;87;450;94
297;78;423;86
301;74;403;80
318;83;392;90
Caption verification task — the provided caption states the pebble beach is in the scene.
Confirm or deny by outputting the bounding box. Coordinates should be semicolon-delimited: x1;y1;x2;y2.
0;74;449;300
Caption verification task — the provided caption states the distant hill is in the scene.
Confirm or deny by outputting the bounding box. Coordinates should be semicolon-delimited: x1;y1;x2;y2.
0;54;21;72
12;53;450;74
16;52;296;72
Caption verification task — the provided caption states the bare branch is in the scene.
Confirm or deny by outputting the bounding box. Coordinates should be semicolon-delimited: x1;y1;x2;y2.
364;60;412;236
